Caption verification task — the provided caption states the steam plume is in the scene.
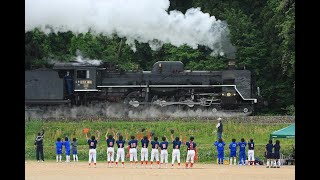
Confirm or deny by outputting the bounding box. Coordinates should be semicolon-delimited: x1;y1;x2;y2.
26;0;236;57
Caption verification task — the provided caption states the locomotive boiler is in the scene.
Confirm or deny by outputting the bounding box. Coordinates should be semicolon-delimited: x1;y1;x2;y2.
25;60;261;114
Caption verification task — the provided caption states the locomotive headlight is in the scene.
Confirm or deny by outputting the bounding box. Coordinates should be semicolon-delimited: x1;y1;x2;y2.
222;93;225;96
233;93;236;96
227;92;231;97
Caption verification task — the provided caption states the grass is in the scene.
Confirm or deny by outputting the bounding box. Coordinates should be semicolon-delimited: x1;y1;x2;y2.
25;119;295;163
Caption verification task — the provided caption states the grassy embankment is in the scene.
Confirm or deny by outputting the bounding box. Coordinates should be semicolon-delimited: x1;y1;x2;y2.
25;119;295;163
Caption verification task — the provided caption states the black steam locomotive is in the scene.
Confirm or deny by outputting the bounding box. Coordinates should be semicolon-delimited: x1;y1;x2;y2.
25;60;261;114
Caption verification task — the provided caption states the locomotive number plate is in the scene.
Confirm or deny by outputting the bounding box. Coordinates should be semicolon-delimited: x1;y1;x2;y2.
79;80;92;84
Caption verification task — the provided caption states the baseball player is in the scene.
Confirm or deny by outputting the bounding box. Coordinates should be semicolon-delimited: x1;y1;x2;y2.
159;136;169;168
55;137;63;162
171;133;182;168
150;136;160;168
185;136;197;168
265;139;273;168
85;130;100;168
71;138;78;162
105;129;116;167
127;134;139;167
214;138;226;164
137;129;151;168
62;136;71;162
238;138;247;165
247;138;255;165
229;138;238;165
115;132;128;168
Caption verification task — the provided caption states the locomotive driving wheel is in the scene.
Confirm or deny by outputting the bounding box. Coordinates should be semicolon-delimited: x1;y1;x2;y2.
124;91;143;108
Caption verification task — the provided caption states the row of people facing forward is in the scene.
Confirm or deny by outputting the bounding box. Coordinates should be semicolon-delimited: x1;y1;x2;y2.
84;129;198;168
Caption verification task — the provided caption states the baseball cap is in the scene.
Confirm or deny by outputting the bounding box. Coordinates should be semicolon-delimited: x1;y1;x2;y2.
217;117;222;121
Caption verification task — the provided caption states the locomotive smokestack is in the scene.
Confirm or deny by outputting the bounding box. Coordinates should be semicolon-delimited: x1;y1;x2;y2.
228;59;236;70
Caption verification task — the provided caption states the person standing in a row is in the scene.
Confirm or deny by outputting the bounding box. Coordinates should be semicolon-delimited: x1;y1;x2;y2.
273;140;281;168
266;139;273;168
85;130;100;168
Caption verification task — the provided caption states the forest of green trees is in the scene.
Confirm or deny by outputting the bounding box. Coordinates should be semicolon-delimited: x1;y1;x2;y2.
25;0;295;115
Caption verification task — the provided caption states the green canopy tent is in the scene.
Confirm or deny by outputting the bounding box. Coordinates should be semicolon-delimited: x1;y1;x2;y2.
269;123;295;165
270;123;295;139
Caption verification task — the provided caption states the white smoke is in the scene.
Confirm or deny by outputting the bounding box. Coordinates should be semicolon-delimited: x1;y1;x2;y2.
25;103;250;120
25;0;235;57
74;50;102;65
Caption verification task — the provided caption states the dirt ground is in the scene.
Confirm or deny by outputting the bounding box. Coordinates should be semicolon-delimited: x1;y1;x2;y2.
25;161;295;180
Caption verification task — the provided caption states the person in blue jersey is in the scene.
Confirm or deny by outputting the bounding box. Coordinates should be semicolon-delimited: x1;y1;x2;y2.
273;140;281;168
185;136;197;168
85;130;100;168
159;136;169;168
150;136;160;168
247;138;255;165
34;128;45;162
170;133;182;168
62;136;71;162
55;137;63;162
238;138;247;165
71;138;78;162
265;139;273;168
115;132;128;168
229;138;238;165
105;129;116;168
127;134;139;167
137;129;151;168
214;138;226;164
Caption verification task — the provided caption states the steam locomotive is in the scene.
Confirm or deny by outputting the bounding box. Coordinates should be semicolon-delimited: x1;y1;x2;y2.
25;60;261;114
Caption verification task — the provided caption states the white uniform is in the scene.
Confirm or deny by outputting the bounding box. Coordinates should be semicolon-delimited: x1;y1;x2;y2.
160;149;168;164
107;147;115;162
141;147;148;161
151;148;160;162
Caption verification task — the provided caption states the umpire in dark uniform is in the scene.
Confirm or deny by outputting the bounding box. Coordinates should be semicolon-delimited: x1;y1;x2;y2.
34;128;45;162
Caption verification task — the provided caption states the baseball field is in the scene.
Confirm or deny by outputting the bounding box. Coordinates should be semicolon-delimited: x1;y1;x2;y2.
26;118;295;179
25;161;295;180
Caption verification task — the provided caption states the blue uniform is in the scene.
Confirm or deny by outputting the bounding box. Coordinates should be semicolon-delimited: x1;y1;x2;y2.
186;142;197;150
141;139;150;148
229;142;238;157
159;141;169;150
63;140;71;155
151;141;159;149
106;138;115;147
128;139;138;148
56;141;63;155
214;141;226;164
116;140;126;148
238;141;247;164
88;139;98;149
248;142;254;150
172;140;181;149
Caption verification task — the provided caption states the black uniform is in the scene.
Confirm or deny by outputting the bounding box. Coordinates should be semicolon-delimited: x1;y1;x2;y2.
266;143;273;159
34;129;45;161
273;143;281;159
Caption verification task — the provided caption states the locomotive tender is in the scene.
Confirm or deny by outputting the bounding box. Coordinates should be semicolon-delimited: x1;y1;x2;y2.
25;60;260;114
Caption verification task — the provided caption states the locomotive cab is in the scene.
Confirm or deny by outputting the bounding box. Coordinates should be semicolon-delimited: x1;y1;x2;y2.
53;62;100;105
